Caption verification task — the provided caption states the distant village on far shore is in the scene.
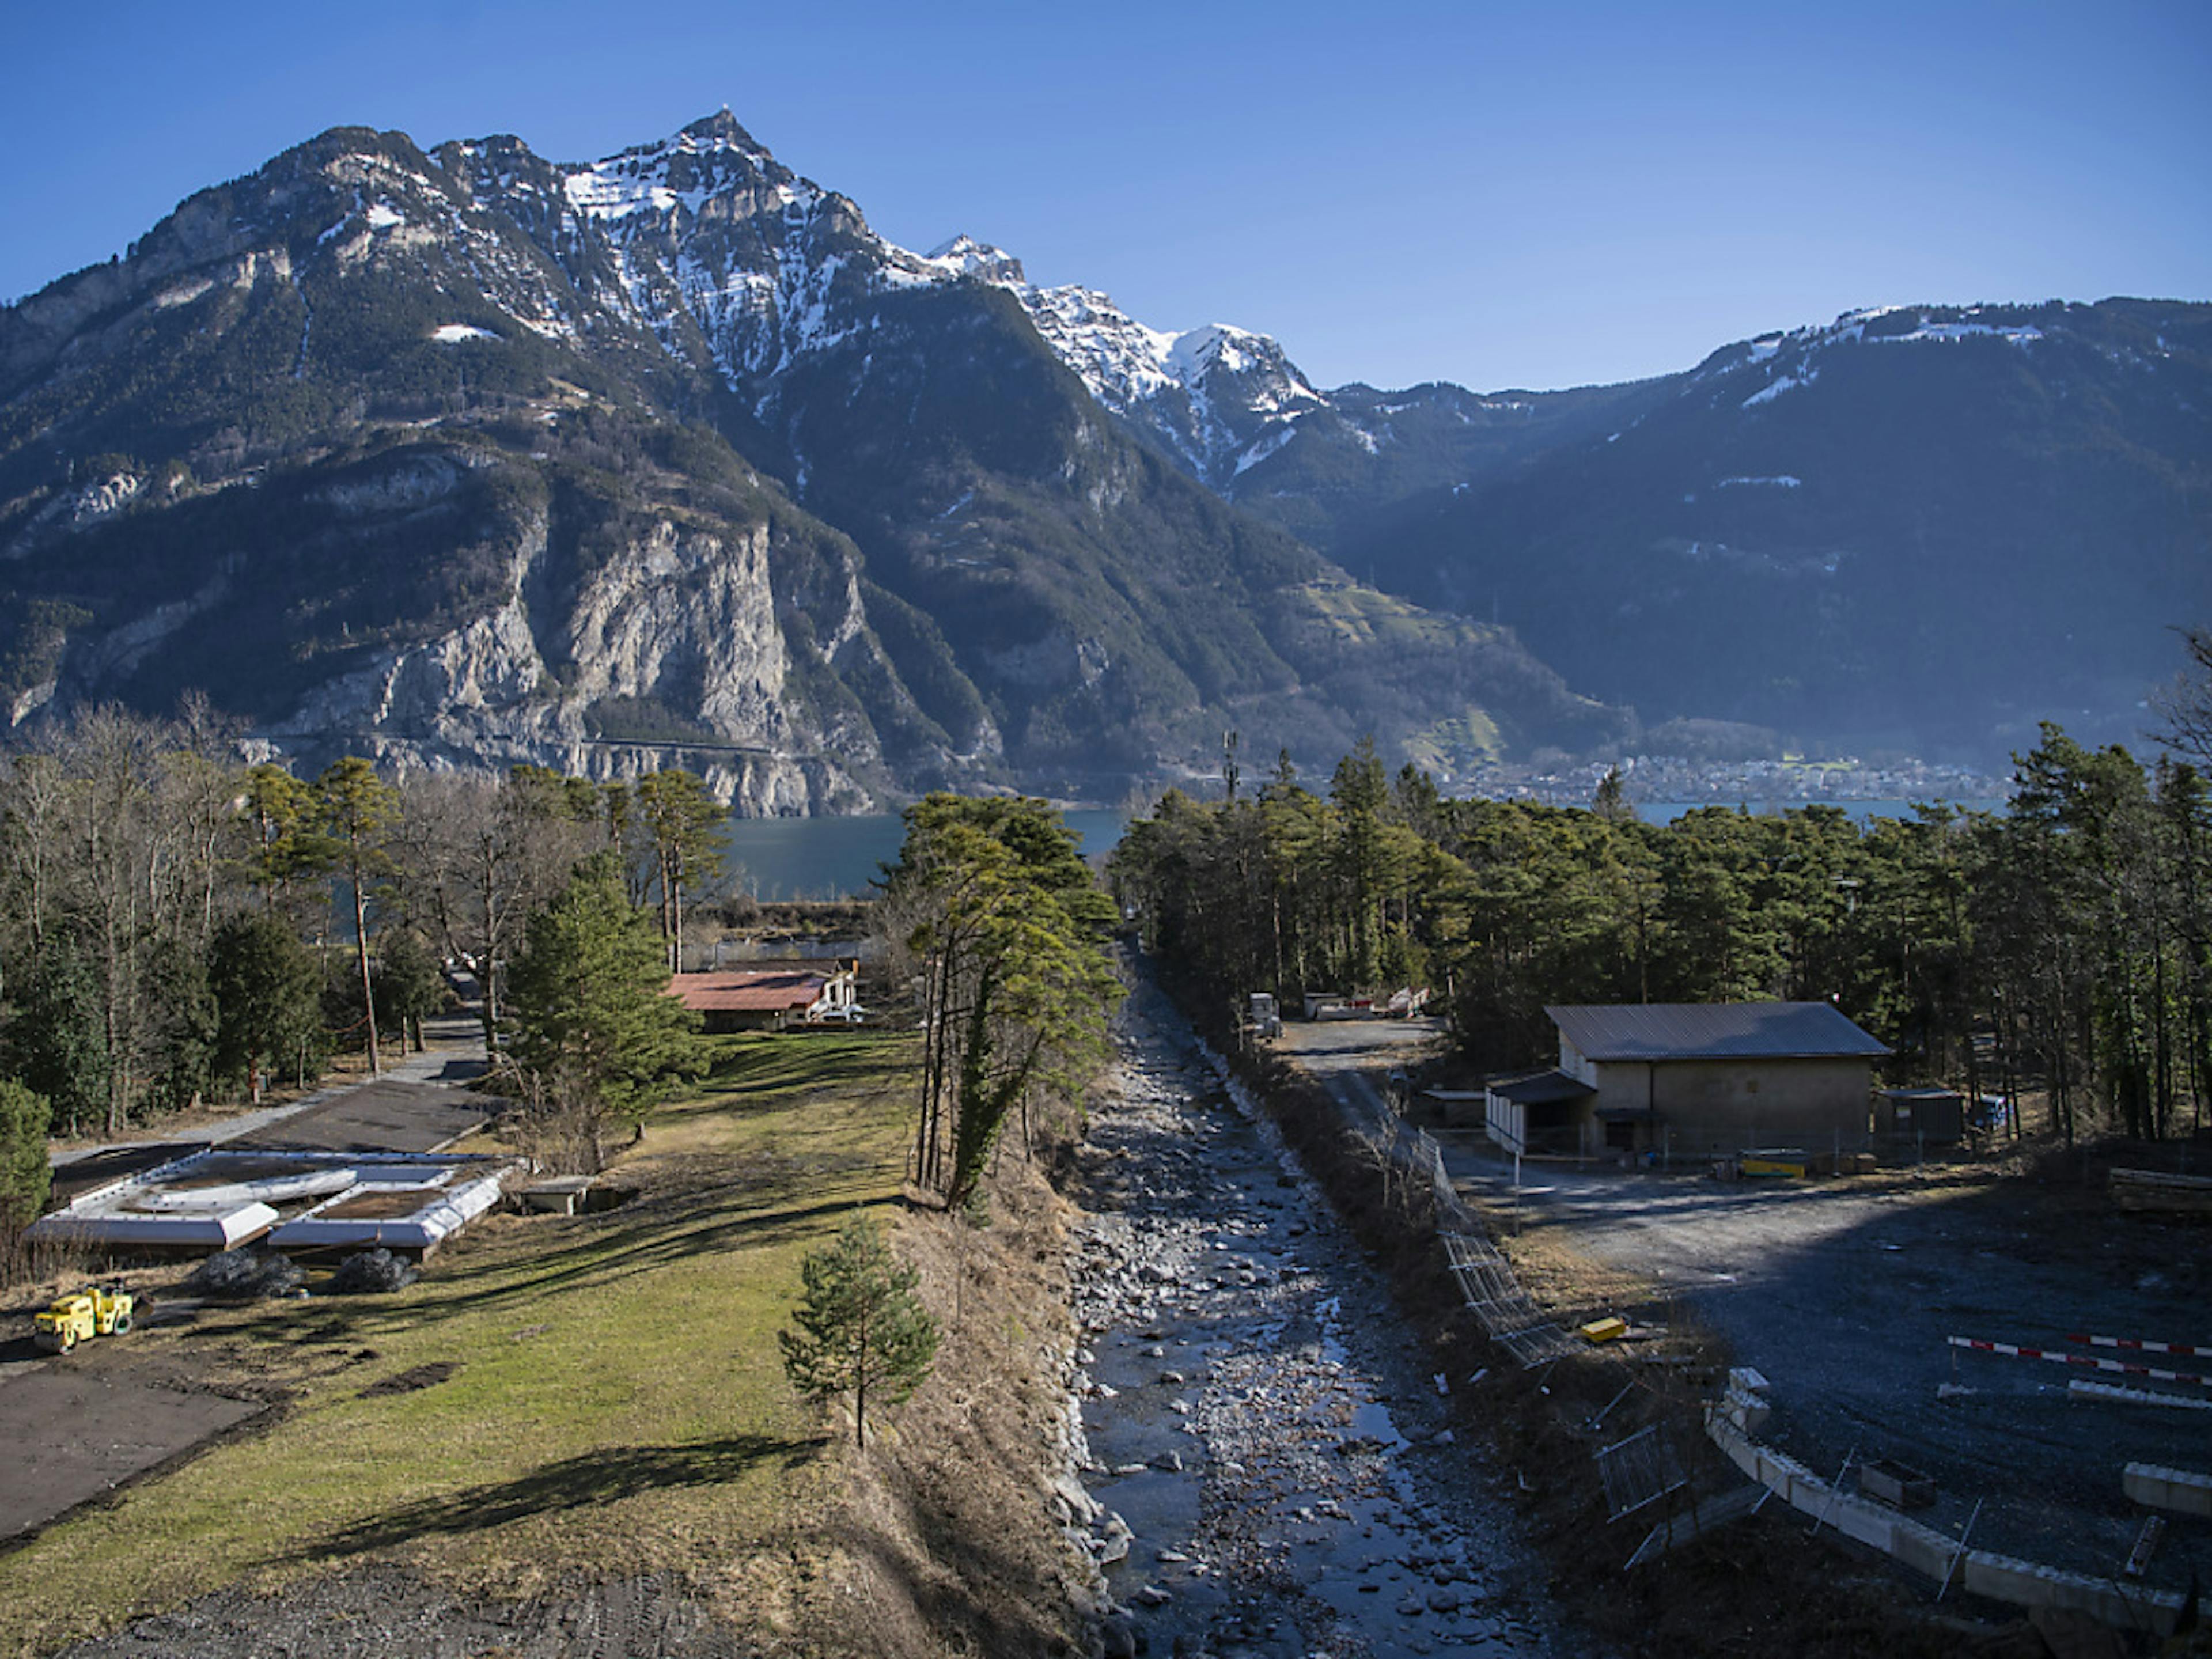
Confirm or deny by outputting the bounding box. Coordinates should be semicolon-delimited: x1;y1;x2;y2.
1461;752;2012;813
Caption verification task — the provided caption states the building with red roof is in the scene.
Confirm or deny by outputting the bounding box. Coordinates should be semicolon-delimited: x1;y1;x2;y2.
666;962;859;1032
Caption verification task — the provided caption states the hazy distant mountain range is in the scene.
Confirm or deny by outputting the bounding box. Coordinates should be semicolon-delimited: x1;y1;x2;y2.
2;111;2205;808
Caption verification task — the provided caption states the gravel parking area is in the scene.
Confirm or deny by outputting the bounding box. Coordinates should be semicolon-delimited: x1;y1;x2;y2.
1433;1132;2211;1598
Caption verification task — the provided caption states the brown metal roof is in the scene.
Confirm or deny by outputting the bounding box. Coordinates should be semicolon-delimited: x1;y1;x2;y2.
669;971;828;1013
1546;1002;1889;1062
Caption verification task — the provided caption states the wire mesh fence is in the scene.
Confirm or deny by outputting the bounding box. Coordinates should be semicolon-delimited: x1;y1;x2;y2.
1353;1100;1577;1368
1597;1424;1689;1520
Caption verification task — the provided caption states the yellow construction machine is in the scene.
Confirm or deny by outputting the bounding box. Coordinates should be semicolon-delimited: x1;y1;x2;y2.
32;1284;134;1354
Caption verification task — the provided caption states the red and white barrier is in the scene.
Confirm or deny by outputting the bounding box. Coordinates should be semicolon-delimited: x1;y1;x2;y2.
1948;1335;2212;1390
2062;1332;2212;1361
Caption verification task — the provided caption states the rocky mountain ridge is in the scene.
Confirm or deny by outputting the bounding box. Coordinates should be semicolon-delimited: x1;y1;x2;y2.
0;113;1620;809
915;225;2210;763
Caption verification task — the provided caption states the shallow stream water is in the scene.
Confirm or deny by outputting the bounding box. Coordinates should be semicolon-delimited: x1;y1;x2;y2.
1065;980;1563;1659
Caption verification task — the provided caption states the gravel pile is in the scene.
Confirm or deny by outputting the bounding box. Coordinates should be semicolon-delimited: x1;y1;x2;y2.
186;1249;304;1301
328;1249;419;1294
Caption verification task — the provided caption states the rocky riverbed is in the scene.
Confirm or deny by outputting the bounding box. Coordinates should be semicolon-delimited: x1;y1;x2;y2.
1060;980;1566;1659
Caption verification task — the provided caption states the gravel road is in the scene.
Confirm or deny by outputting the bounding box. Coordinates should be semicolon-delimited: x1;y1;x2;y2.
1063;981;1567;1659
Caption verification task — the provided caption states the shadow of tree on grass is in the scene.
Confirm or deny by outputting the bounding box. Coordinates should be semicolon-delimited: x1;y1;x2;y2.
298;1433;825;1560
252;1187;887;1355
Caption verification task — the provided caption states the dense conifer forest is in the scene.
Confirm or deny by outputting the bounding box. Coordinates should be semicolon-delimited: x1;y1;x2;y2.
1111;726;2212;1145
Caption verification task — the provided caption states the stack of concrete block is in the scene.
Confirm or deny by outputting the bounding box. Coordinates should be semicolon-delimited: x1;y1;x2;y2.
2123;1462;2212;1518
1709;1366;1771;1435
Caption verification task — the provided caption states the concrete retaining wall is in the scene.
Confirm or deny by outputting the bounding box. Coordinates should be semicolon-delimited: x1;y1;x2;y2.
2123;1462;2212;1518
1706;1413;2210;1636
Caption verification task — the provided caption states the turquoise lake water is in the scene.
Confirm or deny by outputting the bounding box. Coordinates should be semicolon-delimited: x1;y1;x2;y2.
721;808;1131;900
719;798;2000;901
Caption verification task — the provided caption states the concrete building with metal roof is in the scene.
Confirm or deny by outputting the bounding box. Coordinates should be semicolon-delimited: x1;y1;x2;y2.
1514;1002;1890;1161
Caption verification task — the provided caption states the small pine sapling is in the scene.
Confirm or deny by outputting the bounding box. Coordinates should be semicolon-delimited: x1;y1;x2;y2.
778;1215;940;1448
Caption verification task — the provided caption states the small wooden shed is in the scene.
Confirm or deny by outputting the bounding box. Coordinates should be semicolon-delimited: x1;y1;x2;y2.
1874;1087;1964;1145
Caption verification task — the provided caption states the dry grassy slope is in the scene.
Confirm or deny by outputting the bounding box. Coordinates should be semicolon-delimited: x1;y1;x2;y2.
0;1033;1092;1659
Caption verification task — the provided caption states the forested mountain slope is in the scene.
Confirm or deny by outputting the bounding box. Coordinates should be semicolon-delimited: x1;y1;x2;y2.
1305;304;2212;761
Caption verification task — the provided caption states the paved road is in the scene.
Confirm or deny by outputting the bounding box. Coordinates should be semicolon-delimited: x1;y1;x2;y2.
52;997;490;1169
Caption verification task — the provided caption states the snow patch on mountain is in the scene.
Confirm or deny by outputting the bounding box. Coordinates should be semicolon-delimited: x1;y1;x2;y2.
925;234;1027;286
1744;367;1818;408
1234;425;1299;476
1869;319;2044;347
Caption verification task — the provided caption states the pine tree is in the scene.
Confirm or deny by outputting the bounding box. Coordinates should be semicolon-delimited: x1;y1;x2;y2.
0;1079;51;1240
374;927;447;1052
1592;767;1634;824
630;770;730;972
209;913;325;1102
315;756;397;1075
504;852;703;1167
6;944;109;1137
878;794;1120;1208
777;1215;940;1448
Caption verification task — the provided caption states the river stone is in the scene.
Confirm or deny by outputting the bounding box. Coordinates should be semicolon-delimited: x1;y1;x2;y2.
1096;1514;1133;1565
1052;1472;1100;1524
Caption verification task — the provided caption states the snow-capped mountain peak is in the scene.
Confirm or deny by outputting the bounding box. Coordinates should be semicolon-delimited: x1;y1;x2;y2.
905;236;1327;482
925;234;1028;286
410;115;1335;487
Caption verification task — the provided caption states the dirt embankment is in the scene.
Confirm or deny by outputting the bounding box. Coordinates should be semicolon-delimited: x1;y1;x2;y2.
1170;985;2076;1659
813;1144;1097;1658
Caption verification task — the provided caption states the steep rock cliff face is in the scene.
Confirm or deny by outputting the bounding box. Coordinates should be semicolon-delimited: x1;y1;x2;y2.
0;419;950;810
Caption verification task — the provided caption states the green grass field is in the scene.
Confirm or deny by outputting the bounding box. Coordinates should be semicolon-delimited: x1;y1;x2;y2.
0;1031;917;1656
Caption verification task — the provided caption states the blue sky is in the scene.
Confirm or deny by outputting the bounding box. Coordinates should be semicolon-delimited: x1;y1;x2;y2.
4;1;2206;391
